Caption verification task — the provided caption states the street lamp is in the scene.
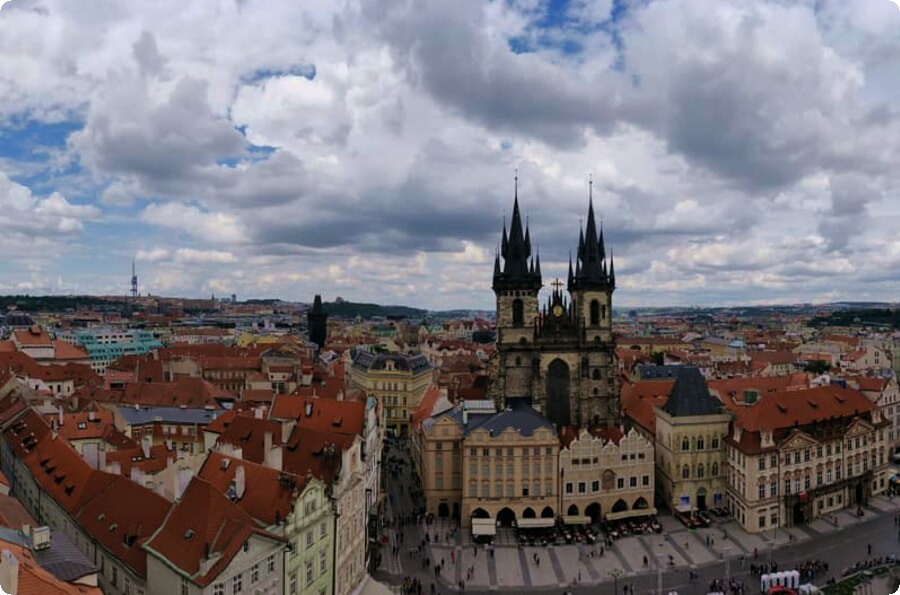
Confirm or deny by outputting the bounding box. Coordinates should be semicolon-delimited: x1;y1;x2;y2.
608;568;623;595
724;544;731;586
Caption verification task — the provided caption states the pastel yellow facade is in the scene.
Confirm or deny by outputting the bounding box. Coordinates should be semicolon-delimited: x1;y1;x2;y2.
654;407;730;513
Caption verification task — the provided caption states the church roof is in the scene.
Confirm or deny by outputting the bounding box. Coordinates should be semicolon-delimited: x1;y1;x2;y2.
662;366;721;417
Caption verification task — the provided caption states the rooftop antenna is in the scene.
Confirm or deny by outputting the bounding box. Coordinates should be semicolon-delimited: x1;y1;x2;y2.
130;258;138;300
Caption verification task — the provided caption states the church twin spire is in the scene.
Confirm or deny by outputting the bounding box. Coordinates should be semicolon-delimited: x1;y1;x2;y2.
494;174;614;292
493;174;542;290
568;177;615;292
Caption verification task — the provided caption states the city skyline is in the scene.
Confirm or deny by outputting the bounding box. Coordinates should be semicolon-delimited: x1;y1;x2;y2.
2;0;900;310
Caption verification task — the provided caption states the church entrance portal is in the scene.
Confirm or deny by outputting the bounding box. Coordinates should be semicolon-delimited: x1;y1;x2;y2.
547;359;572;428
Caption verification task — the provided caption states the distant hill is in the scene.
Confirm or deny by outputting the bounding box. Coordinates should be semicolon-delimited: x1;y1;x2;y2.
322;300;427;319
0;295;120;312
809;308;899;329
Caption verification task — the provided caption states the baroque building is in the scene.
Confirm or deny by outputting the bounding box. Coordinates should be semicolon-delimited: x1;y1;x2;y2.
490;182;619;430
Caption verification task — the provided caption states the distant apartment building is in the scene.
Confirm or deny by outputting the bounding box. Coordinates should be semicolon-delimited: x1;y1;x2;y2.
347;350;434;437
57;328;162;374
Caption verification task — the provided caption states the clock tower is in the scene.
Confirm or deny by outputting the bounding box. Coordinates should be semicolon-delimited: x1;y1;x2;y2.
491;179;619;430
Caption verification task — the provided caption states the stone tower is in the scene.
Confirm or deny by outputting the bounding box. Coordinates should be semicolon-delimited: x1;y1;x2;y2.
491;181;619;430
307;294;328;350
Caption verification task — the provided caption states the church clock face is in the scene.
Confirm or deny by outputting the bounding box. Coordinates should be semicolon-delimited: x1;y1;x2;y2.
552;304;564;317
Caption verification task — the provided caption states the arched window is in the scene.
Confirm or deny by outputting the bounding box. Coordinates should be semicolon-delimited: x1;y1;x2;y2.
592;388;599;396
711;436;719;449
512;299;524;327
697;437;705;450
681;465;690;479
590;300;600;326
681;437;690;451
592;369;601;380
711;462;719;477
514;356;522;366
697;464;704;479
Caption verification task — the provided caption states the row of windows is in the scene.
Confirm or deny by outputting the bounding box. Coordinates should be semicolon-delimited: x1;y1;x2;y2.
468;459;554;477
680;462;720;479
290;521;329;556
210;555;277;595
468;480;553;498
565;475;649;494
680;436;721;451
470;447;554;456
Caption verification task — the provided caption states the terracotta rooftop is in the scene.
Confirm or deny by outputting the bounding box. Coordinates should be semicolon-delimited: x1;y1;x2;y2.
732;385;878;433
0;539;103;595
210;413;283;465
75;476;171;577
54;411;115;442
12;327;53;346
145;478;285;586
198;452;301;527
282;426;354;483
105;443;176;477
620;378;675;434
270;395;365;436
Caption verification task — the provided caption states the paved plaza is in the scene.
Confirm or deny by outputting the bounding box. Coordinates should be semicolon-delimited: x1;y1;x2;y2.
376;440;900;593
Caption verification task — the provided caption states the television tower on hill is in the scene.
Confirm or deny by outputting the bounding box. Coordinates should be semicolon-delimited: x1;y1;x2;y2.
130;259;138;299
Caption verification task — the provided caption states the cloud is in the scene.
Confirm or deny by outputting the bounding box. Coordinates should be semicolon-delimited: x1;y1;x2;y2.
0;0;899;307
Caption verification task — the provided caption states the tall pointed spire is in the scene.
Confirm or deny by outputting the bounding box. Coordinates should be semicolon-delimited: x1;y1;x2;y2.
609;248;616;288
535;250;541;276
493;172;541;291
567;252;574;286
598;220;606;262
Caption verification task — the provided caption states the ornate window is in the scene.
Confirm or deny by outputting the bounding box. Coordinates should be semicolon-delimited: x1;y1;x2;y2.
512;299;524;326
590;300;600;326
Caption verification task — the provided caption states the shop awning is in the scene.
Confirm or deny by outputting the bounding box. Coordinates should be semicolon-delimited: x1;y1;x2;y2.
471;519;496;536
517;518;555;529
562;515;591;525
605;507;657;521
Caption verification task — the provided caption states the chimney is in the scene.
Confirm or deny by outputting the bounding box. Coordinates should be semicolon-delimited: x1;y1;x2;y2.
88;410;96;422
254;407;263;420
235;465;246;499
304;401;313;418
141;435;152;459
57;409;63;428
0;549;19;595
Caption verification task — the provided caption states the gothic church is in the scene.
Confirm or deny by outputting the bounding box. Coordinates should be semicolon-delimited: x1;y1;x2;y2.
490;181;619;430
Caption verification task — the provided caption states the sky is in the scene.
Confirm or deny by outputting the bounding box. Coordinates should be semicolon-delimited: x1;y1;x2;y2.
1;0;900;311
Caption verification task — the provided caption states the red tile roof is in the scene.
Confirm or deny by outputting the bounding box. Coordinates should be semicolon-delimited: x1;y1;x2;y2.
282;426;354;483
13;327;52;346
0;539;104;595
199;452;301;527
270;395;365;436
51;340;90;361
24;436;118;516
76;476;171;577
53;411;115;441
105;444;176;476
0;492;36;530
113;377;232;408
210;413;283;465
620;379;675;433
145;478;285;586
731;385;878;433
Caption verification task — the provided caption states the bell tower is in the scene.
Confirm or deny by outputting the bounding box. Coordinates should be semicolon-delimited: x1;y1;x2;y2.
567;178;618;427
492;176;542;401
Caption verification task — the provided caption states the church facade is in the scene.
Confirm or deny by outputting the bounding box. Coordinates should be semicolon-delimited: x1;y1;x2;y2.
490;183;620;430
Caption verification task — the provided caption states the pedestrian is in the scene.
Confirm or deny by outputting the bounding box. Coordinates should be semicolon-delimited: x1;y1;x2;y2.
867;543;872;555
